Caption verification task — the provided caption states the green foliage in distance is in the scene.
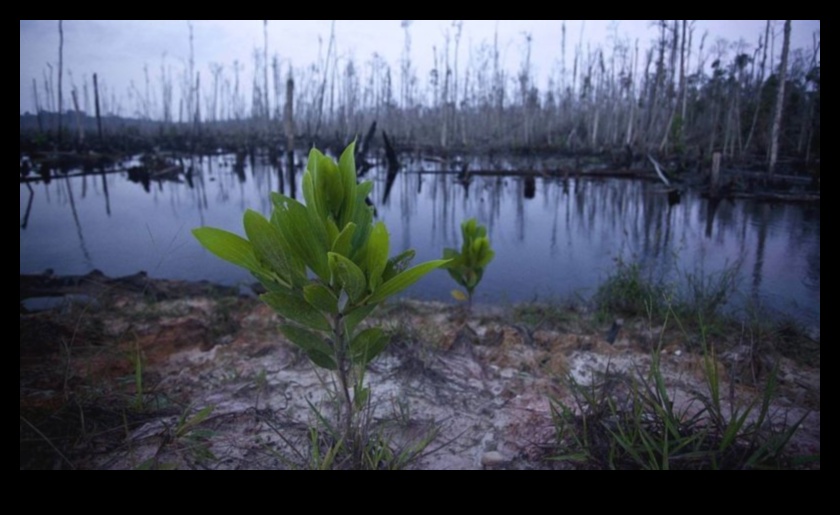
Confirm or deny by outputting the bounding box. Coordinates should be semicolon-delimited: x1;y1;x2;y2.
443;218;495;304
193;142;448;450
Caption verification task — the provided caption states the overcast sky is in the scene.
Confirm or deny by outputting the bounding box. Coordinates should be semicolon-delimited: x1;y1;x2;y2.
20;20;820;116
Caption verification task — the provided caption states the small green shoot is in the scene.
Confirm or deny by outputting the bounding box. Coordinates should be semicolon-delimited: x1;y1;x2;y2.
443;218;495;307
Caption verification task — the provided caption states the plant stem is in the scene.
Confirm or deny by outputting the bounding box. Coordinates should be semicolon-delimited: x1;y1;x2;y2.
332;313;355;448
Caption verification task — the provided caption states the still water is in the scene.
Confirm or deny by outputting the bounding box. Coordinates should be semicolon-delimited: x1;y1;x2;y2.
20;154;820;326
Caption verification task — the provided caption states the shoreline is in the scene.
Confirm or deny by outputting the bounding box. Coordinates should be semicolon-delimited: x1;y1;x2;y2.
21;271;819;469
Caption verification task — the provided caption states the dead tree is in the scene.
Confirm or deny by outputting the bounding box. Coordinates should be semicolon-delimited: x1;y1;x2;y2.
314;21;336;138
659;20;680;152
57;20;64;144
284;72;295;153
71;88;84;145
93;73;103;142
284;71;296;197
768;20;791;177
32;79;44;133
263;20;270;127
744;21;771;153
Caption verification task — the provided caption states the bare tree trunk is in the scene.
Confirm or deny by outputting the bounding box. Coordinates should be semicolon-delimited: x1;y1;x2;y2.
797;34;819;156
32;78;44;133
83;75;90;115
707;80;721;158
314;21;336;139
284;73;295;152
400;21;413;139
210;63;222;123
71;88;84;146
452;21;462;147
143;64;153;120
768;20;791;177
232;60;242;120
57;20;64;145
723;88;736;158
493;24;503;140
44;67;52;114
161;56;173;123
680;21;691;123
461;52;470;146
441;31;451;149
284;71;295;197
561;21;567;91
745;20;771;153
194;72;201;136
659;20;681;152
93;73;103;142
646;21;667;148
625;40;638;146
263;20;270;125
676;19;692;157
188;22;195;129
521;33;533;147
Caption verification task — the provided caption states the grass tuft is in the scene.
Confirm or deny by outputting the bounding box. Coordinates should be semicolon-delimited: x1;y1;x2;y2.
549;301;815;470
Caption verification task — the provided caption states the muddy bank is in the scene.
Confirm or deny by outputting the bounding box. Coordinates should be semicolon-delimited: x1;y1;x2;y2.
20;273;820;470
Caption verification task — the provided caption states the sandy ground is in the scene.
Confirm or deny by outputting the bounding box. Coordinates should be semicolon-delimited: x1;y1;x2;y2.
20;276;820;470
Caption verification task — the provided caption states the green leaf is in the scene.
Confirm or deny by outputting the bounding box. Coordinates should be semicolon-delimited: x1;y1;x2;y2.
383;249;415;282
280;324;336;370
269;191;285;209
471;238;494;268
301;171;332;252
442;248;463;268
349;185;374;259
193;227;262;274
261;290;331;332
303;283;339;314
447;267;467;288
317;154;344;216
465;269;480;289
175;405;216;439
451;289;468;302
269;211;307;284
243;210;295;286
257;276;294;295
331;222;357;258
355;180;373;205
350;328;389;366
343;304;377;337
338;141;358;228
328;252;367;304
303;148;325;215
271;193;330;282
366;222;390;291
368;259;450;305
324;217;340;250
478;248;495;268
463;218;477;237
353;386;370;411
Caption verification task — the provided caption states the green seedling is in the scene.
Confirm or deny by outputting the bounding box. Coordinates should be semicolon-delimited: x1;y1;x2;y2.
193;141;448;463
443;218;494;306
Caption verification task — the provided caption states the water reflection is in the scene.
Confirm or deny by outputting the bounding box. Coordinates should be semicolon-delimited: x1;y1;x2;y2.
64;174;92;265
19;154;820;325
21;183;35;229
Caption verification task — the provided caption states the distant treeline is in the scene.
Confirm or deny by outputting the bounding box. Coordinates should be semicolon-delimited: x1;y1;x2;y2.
22;21;819;171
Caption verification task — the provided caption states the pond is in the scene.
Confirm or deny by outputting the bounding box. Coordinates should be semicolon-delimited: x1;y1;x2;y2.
20;153;820;327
